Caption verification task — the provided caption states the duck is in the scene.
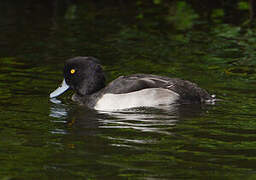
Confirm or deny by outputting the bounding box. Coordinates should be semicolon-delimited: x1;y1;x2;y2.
50;56;214;111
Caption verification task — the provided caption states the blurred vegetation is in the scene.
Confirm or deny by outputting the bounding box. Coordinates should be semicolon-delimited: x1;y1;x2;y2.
1;0;256;80
53;0;256;77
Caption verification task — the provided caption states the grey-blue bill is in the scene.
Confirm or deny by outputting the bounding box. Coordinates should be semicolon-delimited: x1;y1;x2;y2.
50;79;70;98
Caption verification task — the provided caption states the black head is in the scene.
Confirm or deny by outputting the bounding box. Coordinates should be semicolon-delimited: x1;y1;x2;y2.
64;56;105;95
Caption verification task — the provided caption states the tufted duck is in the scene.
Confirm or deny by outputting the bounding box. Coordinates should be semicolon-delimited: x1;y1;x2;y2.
50;57;214;111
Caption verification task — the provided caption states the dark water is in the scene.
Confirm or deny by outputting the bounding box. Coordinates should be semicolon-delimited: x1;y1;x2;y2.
1;1;256;179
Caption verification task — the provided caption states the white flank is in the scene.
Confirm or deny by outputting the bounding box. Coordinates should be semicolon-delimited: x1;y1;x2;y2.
94;88;179;111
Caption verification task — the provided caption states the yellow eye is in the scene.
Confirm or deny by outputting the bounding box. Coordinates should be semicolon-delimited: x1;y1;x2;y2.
70;69;76;74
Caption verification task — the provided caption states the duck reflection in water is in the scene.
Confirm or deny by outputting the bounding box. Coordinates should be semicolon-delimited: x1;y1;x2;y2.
49;97;208;136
